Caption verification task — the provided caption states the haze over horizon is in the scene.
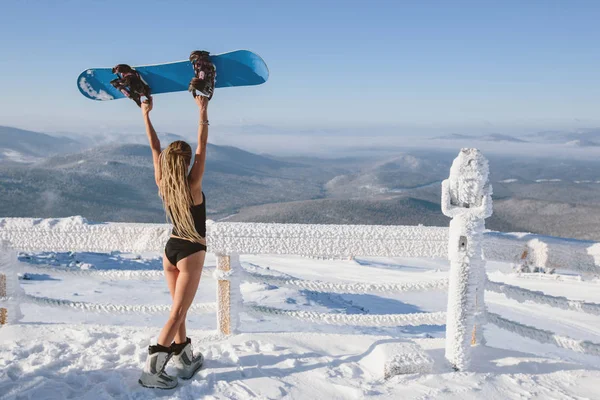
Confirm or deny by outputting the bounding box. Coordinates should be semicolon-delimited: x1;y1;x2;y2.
7;123;600;160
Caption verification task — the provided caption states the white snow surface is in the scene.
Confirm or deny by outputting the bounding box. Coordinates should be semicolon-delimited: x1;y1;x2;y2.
1;247;600;398
1;208;600;398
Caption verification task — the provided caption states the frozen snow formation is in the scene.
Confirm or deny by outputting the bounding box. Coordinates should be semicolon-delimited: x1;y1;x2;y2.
0;217;171;253
442;148;492;371
444;148;492;214
246;305;447;327
208;222;449;259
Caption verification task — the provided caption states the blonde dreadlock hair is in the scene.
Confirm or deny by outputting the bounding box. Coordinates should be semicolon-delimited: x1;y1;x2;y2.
159;141;204;243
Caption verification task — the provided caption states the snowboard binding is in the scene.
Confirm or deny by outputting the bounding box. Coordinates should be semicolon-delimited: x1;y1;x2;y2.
110;64;151;107
188;50;216;100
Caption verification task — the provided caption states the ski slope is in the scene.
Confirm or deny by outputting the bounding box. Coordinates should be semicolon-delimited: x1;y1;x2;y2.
1;251;600;399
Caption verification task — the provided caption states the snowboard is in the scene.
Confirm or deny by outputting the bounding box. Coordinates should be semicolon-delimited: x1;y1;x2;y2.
77;50;269;102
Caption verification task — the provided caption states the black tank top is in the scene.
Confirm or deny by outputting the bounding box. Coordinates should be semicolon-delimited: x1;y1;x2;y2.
171;192;206;238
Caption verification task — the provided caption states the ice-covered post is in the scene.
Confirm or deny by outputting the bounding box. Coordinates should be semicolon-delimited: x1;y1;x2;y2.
0;273;6;325
215;253;242;335
0;240;24;326
441;148;493;371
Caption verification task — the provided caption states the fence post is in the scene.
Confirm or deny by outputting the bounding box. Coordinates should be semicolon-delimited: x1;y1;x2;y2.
0;240;23;326
216;254;231;335
215;252;242;336
0;273;6;325
441;148;493;370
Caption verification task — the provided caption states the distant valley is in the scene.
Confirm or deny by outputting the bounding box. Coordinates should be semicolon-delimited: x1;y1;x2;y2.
3;125;600;241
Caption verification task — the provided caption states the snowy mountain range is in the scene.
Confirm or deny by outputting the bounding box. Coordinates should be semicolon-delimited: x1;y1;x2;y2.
0;126;83;162
4;126;600;240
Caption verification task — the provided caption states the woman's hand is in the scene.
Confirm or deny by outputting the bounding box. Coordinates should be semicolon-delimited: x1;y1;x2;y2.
141;97;153;116
194;95;209;113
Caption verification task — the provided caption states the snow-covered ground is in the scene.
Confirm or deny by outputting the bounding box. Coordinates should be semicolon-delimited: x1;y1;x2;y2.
1;252;600;399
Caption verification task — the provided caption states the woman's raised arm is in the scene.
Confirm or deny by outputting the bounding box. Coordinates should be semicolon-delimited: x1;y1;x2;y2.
188;96;209;189
141;98;162;186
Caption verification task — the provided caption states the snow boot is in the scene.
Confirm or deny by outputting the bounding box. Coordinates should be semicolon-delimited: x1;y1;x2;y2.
188;50;216;100
138;344;178;389
170;337;204;380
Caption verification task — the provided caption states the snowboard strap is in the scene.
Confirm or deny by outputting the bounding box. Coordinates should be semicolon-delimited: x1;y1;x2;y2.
110;64;151;107
188;50;216;100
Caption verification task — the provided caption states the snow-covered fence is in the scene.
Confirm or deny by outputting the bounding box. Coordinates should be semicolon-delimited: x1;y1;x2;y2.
0;217;171;254
486;280;600;316
486;312;600;357
2;219;598;275
239;259;449;329
19;263;215;281
1;148;600;372
0;217;448;258
23;294;216;315
208;223;448;259
0;256;217;318
243;268;449;294
246;305;447;327
484;232;600;276
483;279;600;357
0;220;454;350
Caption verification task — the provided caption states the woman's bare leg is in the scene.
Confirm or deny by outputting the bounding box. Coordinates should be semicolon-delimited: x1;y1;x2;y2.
157;251;205;347
163;254;187;343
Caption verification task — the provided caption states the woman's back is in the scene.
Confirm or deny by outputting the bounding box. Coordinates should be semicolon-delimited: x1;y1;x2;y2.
171;192;206;238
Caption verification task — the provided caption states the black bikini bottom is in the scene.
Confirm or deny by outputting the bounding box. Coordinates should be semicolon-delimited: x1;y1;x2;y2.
164;237;207;266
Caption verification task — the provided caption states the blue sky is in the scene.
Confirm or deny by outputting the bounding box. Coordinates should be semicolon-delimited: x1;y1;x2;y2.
1;0;600;136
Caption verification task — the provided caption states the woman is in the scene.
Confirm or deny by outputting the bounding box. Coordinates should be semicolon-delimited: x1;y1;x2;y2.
138;94;209;389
